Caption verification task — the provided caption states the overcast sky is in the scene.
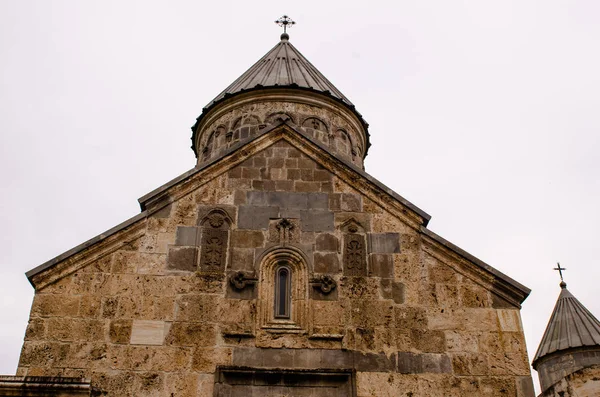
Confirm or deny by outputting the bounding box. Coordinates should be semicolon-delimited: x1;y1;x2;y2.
1;1;599;393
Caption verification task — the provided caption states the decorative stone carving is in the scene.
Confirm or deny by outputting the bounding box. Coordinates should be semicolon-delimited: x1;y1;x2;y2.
268;218;300;244
229;271;258;290
341;219;367;276
199;209;232;272
265;111;294;124
201;229;227;270
311;274;337;294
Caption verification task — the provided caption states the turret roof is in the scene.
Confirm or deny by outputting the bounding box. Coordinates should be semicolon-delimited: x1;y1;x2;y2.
533;282;600;365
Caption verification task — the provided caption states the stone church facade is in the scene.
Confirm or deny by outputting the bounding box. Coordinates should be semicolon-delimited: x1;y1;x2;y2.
4;31;539;396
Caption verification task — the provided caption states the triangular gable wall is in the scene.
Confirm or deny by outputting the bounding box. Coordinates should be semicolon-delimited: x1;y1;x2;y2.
27;122;529;308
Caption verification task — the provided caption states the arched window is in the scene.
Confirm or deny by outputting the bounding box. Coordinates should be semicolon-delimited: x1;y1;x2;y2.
257;246;308;333
274;264;291;318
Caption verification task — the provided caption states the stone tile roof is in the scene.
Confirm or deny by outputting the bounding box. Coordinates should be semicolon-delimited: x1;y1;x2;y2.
533;283;600;365
206;34;354;109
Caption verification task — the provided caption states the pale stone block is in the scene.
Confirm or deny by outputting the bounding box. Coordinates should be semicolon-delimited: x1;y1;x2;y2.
130;320;167;345
498;309;522;332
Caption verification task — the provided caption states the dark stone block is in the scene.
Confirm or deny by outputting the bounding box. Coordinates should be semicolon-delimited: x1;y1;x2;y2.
368;233;401;253
167;246;197;272
316;233;339;252
314;253;340;273
238;205;279;229
321;349;352;368
293;349;322;368
491;292;515;308
300;210;334;232
329;194;341;211
380;279;392;299
175;226;199;246
341;194;362;212
368;254;394;278
307;193;328;209
279;209;302;219
392;282;405;304
267;192;308;209
263;348;295;368
232;348;264;367
247;191;269;206
397;352;451;374
353;352;396;372
151;203;172;218
229;248;255;271
397;351;423;374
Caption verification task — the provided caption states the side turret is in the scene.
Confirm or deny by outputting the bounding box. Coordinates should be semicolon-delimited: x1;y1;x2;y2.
532;280;600;395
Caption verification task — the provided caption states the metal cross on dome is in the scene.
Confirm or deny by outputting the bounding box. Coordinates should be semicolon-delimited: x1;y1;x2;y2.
275;15;295;34
553;262;567;282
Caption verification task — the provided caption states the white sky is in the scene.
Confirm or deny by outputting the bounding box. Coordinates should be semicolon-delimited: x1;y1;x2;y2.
1;1;599;393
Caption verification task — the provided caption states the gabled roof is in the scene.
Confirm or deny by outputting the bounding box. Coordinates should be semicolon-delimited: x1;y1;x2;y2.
533;282;600;365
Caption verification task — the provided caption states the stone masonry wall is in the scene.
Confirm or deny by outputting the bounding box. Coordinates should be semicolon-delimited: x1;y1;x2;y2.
17;139;534;396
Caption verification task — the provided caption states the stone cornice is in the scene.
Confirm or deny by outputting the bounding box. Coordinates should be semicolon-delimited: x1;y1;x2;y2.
420;227;530;307
26;213;147;290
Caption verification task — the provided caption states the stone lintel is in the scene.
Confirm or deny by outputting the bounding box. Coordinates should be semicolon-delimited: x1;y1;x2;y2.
0;376;91;396
232;347;453;375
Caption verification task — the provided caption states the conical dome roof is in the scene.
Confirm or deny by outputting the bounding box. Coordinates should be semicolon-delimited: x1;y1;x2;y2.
191;34;369;157
532;283;600;365
206;33;355;108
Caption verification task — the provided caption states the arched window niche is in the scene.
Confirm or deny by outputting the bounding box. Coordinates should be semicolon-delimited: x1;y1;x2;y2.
257;246;309;333
274;264;291;319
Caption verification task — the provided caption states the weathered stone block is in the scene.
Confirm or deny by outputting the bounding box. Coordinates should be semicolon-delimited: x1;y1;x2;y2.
368;233;400;253
315;233;339;252
394;306;428;330
31;294;80;318
109;319;132;344
166;246;197;272
24;318;46;341
165;322;217;347
351;300;393;327
191;347;232;372
175;226;199;246
369;253;394;278
451;353;490;375
175;295;220;322
314;252;340;273
340;193;362;212
231;230;264;248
